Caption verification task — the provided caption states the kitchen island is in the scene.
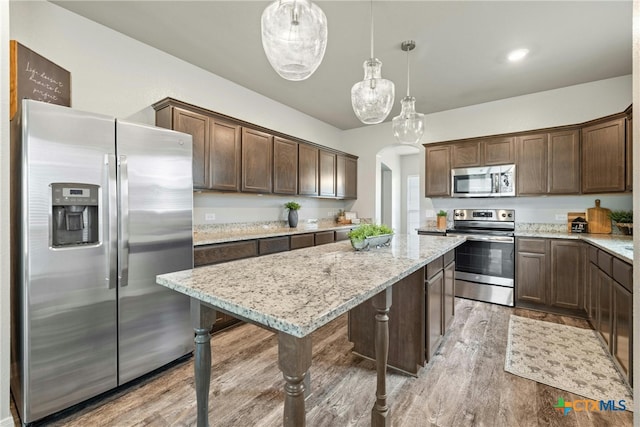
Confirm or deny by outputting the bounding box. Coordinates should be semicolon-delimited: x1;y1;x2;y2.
157;234;465;426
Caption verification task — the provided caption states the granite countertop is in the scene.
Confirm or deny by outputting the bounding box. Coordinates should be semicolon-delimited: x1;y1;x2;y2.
194;223;357;246
158;234;465;338
514;231;633;264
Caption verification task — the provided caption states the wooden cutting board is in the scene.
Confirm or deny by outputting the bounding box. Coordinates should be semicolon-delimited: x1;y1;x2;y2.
586;199;612;234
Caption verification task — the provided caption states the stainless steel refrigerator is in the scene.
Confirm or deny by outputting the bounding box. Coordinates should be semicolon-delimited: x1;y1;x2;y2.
10;99;194;424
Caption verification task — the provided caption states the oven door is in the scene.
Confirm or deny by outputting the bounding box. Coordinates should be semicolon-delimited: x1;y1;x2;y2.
448;233;515;306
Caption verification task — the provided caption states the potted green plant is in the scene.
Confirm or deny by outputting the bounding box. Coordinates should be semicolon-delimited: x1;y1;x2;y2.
436;210;447;230
609;210;633;235
348;224;394;251
284;201;301;228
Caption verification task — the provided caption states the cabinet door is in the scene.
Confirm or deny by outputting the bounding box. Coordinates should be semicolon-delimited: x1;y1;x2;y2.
336;155;357;199
443;261;455;331
483;137;515;165
241;128;273;193
588;262;599;326
209;119;241;191
516;133;548;195
581;118;626;193
451;142;481;168
319;150;336;197
425;145;451;197
516;242;547;306
426;271;444;360
548;129;580;194
173;108;209;189
549;240;585;311
613;281;632;381
298;144;319;195
597;269;613;350
273;137;298;195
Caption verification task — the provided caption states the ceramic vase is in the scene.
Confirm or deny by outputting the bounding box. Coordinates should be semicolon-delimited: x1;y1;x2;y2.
288;210;298;228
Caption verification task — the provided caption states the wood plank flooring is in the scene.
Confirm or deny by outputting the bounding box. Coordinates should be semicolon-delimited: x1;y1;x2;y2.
10;299;633;426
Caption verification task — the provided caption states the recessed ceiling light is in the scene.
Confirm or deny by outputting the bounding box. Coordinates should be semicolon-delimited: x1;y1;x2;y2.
507;48;529;62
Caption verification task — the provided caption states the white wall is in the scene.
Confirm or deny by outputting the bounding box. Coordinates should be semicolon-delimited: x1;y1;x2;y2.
1;1;12;425
632;0;639;415
9;0;348;225
343;75;633;222
400;153;421;234
377;147;403;232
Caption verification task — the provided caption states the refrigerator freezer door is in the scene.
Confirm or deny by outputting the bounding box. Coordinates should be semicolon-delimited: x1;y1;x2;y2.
116;121;194;384
16;100;118;423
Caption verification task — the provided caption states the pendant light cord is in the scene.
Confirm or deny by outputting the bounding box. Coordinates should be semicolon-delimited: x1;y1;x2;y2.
370;0;374;59
406;49;410;97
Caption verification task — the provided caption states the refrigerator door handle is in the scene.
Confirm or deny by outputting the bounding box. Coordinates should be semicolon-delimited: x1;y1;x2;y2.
118;155;130;287
106;154;118;289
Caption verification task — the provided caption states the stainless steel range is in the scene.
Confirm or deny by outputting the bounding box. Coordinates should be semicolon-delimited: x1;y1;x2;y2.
447;209;515;306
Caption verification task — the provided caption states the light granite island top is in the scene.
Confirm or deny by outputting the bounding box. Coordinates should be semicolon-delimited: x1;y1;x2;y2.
157;234;465;426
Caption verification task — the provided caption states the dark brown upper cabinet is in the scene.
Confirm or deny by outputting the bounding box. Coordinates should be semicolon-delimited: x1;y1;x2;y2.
241;128;273;193
153;98;358;199
451;142;481;168
319;150;336;197
425;145;451;197
483;137;515;165
336;155;357;199
516;133;548;195
547;129;580;194
168;107;209;189
298;144;319;196
273;137;298;195
581;117;626;193
209;118;241;192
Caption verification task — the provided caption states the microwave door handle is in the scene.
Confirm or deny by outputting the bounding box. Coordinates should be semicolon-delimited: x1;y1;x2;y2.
493;173;499;194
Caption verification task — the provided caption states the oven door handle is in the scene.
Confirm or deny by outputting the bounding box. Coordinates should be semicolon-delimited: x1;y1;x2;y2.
448;233;514;243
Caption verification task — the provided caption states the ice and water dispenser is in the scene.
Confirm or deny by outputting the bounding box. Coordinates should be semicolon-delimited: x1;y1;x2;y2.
51;183;99;247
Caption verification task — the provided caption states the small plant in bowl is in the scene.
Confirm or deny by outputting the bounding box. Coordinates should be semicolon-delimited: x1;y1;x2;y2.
609;210;633;235
348;224;394;251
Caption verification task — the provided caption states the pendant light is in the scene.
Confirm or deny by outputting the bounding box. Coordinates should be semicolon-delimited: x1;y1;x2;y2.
261;0;328;81
392;40;425;144
350;0;395;124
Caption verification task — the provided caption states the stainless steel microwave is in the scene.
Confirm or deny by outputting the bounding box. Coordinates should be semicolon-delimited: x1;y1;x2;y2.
451;165;515;197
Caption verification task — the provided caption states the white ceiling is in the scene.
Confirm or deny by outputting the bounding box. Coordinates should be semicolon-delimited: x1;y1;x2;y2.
51;1;632;130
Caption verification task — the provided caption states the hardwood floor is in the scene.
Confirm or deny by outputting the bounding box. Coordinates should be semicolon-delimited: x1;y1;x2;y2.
10;299;633;426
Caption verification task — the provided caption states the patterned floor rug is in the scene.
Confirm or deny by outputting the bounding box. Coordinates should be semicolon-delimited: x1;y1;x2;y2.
505;315;633;411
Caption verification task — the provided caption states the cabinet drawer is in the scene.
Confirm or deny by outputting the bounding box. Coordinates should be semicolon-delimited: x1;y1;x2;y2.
194;240;258;266
443;249;455;267
589;246;599;264
426;256;443;280
597;250;613;276
259;236;290;255
290;233;314;250
517;238;546;253
335;229;352;241
315;231;335;245
612;257;633;293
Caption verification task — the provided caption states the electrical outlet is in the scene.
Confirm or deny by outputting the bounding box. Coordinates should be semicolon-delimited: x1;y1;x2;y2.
555;214;567;221
205;213;216;221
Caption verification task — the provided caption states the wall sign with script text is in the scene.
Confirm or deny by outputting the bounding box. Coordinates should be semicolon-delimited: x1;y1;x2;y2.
10;40;71;119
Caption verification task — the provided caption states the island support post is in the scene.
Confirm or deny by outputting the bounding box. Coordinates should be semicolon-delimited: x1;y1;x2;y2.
371;288;392;426
191;299;218;427
278;333;312;427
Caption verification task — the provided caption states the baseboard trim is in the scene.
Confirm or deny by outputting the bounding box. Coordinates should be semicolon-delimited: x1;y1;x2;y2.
0;415;15;427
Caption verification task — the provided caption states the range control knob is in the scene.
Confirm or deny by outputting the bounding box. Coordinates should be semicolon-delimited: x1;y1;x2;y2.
501;213;506;217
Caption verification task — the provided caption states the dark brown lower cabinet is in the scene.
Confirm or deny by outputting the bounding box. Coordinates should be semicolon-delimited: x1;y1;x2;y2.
314;230;335;245
290;233;314;249
587;246;633;384
334;228;352;241
348;250;455;375
258;236;290;255
515;238;585;317
426;271;444;361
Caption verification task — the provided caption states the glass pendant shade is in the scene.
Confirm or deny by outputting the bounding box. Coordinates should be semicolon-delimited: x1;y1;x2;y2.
261;0;328;81
351;58;395;124
392;96;425;144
